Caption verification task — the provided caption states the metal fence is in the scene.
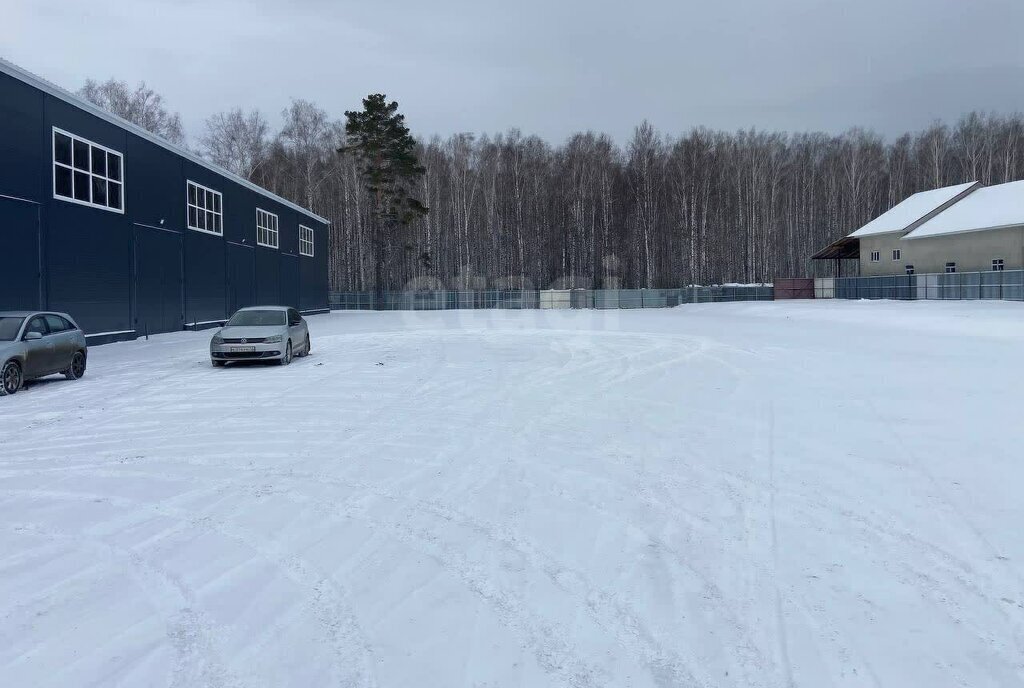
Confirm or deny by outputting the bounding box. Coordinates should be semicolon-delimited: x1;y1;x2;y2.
329;286;774;311
833;269;1024;301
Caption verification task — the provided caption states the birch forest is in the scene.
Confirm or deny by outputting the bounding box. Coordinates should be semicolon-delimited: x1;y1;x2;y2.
82;84;1024;290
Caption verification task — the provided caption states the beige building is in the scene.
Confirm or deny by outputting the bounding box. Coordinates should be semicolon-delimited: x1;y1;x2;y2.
813;180;1024;276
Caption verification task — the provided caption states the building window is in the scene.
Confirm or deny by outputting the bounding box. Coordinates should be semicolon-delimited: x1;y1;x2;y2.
299;225;314;257
993;259;1005;271
256;208;279;248
870;250;880;262
187;181;222;235
906;265;915;275
52;128;123;212
945;262;957;273
892;249;901;261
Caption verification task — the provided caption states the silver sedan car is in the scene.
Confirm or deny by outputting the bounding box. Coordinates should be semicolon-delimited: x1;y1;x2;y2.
0;311;88;396
210;306;311;367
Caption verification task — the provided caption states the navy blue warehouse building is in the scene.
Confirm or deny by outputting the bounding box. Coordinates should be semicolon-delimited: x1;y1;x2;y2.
0;58;330;344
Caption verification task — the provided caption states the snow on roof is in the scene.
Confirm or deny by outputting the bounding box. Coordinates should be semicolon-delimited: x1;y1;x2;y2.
848;181;978;238
903;180;1024;240
0;57;329;225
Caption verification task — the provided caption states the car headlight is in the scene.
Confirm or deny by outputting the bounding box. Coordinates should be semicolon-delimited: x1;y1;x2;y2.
264;335;283;343
211;335;224;345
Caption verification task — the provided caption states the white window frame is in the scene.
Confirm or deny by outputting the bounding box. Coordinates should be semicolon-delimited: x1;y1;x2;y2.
905;265;915;275
299;224;315;257
945;262;957;273
870;250;880;262
992;259;1005;271
892;248;901;261
256;208;279;249
52;127;124;213
186;180;223;236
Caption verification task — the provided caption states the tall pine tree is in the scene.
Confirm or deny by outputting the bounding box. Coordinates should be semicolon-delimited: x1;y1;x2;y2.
340;94;428;304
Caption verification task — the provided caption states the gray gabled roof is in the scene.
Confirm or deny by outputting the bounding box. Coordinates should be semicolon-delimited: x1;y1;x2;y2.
0;56;329;225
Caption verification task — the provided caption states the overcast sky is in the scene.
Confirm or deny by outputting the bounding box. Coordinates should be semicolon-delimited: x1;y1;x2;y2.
5;0;1024;144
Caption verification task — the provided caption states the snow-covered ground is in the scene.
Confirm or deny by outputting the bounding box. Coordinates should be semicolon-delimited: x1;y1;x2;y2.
2;302;1024;688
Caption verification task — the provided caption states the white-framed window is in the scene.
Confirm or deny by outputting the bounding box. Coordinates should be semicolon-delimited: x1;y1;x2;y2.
945;262;957;273
892;248;901;261
187;180;223;235
256;208;279;248
52;127;123;212
905;265;915;275
870;250;880;262
993;259;1005;271
299;225;315;257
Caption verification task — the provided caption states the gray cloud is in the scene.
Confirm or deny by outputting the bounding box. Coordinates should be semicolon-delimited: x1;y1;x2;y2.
6;0;1024;143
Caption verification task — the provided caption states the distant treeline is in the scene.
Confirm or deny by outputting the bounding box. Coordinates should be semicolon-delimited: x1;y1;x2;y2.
75;83;1024;289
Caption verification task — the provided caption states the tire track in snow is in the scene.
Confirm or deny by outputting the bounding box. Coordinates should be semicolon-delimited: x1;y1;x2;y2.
0;487;378;688
3;521;236;688
465;328;779;686
504;330;773;686
765;402;795;688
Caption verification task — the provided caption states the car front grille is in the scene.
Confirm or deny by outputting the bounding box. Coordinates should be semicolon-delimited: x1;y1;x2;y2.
214;350;280;359
222;337;267;344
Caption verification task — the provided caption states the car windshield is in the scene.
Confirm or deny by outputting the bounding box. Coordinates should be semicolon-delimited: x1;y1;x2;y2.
0;317;25;341
226;310;286;327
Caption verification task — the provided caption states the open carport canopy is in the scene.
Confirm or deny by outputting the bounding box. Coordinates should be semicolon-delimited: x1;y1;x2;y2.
810;235;860;260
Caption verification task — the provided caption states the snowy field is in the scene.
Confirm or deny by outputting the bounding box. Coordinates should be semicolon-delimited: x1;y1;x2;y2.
2;302;1024;688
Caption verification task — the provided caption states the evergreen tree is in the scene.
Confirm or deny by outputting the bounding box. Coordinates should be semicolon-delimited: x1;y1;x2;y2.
340;94;428;304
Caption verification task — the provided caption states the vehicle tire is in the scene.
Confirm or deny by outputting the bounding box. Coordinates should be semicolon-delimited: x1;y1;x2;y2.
64;351;87;380
279;341;292;366
300;334;311;357
1;360;22;396
212;359;226;367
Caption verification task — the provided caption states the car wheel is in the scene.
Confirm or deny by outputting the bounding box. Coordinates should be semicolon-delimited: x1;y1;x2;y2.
212;360;226;367
64;351;87;380
300;334;311;357
1;360;22;396
279;341;292;366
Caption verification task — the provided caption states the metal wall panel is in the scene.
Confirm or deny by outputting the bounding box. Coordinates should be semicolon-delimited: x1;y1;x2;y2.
255;248;281;306
0;74;45;202
299;219;329;311
183;231;226;325
280;254;300;310
774;278;815;299
226;243;256;315
134;225;183;336
0;197;42;310
127;134;184;231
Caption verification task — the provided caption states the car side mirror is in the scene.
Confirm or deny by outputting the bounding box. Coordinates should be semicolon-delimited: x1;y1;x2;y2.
24;332;42;341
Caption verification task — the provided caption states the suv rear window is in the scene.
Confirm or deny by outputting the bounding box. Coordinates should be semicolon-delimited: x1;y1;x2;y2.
0;317;25;341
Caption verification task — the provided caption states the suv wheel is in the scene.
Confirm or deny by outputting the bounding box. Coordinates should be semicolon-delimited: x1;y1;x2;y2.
1;360;22;396
64;351;87;380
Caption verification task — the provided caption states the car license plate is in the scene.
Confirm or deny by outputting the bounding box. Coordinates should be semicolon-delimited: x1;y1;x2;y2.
231;346;256;353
